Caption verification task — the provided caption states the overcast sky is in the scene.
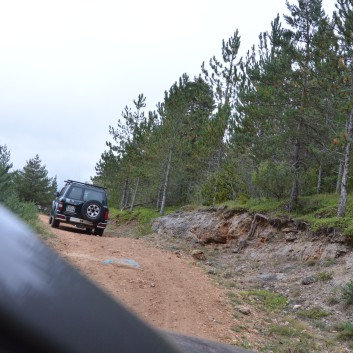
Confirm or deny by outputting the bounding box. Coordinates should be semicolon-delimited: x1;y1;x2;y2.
1;0;336;188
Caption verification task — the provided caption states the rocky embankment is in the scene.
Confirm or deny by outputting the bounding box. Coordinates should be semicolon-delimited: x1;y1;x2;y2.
151;207;353;351
152;207;349;262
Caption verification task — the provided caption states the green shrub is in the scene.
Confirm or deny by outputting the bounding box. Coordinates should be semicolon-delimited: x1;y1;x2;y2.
200;172;236;206
252;161;292;199
336;322;353;342
342;280;353;306
4;194;40;231
315;271;334;282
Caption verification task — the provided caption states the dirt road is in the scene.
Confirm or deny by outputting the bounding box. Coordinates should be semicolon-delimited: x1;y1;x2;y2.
40;215;239;345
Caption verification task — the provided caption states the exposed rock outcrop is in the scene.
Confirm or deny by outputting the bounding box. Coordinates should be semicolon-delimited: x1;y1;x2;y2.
151;207;350;262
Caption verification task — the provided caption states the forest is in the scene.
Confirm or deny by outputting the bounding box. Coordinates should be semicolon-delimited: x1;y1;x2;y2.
2;0;353;226
93;0;353;217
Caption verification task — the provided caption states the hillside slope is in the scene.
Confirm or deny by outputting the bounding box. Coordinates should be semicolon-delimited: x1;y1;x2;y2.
151;207;353;352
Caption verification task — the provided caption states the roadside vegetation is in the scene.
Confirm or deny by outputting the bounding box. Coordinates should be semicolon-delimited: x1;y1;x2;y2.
108;206;178;236
90;1;353;240
110;192;353;241
223;193;353;239
0;145;56;234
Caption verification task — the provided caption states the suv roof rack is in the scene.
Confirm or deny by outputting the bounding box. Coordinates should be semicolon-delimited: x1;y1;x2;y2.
64;180;107;190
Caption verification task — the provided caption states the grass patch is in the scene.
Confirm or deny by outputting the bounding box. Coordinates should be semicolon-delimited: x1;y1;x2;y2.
226;290;243;305
335;322;353;343
297;307;331;320
327;293;340;306
240;289;288;312
270;324;296;337
108;207;121;219
231;325;247;333
270;320;308;338
37;221;56;239
321;258;337;267
240;340;253;350
221;193;353;238
305;215;350;233
265;318;325;353
223;198;284;214
109;206;179;235
222;280;236;289
291;194;353;238
265;336;321;353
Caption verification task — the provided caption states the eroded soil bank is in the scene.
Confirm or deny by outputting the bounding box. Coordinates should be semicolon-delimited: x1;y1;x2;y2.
152;208;353;352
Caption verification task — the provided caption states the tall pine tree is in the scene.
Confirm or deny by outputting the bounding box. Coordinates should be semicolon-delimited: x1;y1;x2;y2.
14;154;57;209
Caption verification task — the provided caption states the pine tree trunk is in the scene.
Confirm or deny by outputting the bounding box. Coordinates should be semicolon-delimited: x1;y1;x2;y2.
290;44;308;207
156;185;161;210
160;148;172;216
120;178;129;211
290;123;301;207
338;108;353;217
212;147;222;207
316;163;322;194
336;160;343;194
130;177;140;212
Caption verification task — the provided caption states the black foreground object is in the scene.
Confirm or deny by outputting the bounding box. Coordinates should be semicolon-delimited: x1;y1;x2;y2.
0;205;254;353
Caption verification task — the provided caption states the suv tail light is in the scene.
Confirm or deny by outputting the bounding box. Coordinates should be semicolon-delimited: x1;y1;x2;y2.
104;210;109;221
58;201;64;212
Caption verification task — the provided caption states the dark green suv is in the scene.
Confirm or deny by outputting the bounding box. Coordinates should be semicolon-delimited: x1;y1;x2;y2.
49;180;109;236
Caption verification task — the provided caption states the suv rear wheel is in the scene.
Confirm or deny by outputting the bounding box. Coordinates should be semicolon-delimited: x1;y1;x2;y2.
82;200;104;222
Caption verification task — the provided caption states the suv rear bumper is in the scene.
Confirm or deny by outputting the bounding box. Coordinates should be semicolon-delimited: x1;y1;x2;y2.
55;214;107;229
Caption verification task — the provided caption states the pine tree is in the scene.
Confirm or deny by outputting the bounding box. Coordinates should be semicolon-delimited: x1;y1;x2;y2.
282;0;334;205
103;94;155;210
233;2;338;203
233;15;295;199
202;31;242;204
14;154;56;209
156;75;214;214
334;0;353;216
0;145;13;202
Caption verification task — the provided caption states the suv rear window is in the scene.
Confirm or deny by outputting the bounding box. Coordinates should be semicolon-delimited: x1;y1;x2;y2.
67;186;107;205
83;189;106;204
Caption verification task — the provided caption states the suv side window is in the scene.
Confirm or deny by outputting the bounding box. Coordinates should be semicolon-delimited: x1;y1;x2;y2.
67;186;84;200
